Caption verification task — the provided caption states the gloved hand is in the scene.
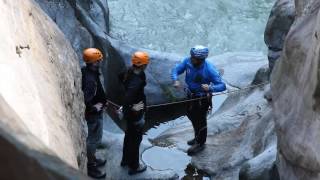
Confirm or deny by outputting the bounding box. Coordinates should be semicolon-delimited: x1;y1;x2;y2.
173;81;181;88
132;101;144;112
93;103;103;111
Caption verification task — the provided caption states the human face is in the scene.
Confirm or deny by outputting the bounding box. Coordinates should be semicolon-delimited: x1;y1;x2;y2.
92;59;102;67
133;64;148;71
87;59;101;71
191;57;204;67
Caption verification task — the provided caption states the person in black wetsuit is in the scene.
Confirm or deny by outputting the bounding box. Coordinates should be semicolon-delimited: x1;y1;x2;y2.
119;51;150;175
81;48;107;179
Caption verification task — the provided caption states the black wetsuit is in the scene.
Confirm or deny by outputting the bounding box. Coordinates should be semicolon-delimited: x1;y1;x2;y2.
119;69;146;169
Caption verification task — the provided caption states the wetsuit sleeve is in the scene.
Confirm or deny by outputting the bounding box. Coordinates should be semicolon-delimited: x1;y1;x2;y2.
171;59;188;81
96;80;107;105
208;65;226;92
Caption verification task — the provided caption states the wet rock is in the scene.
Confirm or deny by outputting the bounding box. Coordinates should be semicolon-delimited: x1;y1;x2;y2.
252;65;270;85
210;52;268;88
0;0;86;175
271;0;320;179
107;38;267;104
104;39;267;123
264;88;273;102
264;0;295;72
107;0;274;55
97;117;179;179
36;0;268;124
154;85;275;179
239;145;279;180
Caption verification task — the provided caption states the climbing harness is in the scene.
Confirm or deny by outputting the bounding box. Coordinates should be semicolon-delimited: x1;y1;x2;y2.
105;81;269;113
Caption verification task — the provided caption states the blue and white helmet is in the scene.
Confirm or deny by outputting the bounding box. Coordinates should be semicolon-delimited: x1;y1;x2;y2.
190;45;209;59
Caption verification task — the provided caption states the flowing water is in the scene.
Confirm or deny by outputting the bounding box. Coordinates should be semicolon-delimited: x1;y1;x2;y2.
108;0;274;178
109;0;274;55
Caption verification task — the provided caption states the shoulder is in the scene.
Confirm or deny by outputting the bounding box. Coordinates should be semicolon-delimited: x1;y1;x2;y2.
82;67;96;82
205;61;219;73
183;57;190;62
182;57;191;66
82;67;95;75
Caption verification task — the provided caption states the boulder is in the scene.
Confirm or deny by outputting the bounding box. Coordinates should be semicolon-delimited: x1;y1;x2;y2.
264;0;295;72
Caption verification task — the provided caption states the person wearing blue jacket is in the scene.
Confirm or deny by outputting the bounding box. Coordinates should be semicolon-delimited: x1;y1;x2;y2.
171;45;226;155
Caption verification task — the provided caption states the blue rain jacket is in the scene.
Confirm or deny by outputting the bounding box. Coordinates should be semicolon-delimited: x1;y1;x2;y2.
171;57;226;96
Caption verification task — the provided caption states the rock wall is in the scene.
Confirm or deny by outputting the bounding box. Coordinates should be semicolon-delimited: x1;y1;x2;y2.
0;96;87;179
0;0;87;176
264;0;295;72
272;0;320;179
35;0;109;66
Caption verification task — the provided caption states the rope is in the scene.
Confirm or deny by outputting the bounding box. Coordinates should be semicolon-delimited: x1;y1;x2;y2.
147;81;269;108
105;81;269;110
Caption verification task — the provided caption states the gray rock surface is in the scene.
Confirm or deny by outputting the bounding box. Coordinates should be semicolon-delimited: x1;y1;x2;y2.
36;0;268;124
105;39;268;124
271;0;320;179
153;84;276;179
239;145;279;180
97;117;179;180
211;52;268;88
35;0;94;65
107;0;274;55
0;0;87;177
35;0;109;66
252;65;270;85
0;96;88;180
264;0;295;72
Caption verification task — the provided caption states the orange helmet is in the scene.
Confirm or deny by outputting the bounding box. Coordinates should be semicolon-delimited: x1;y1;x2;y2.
131;51;149;66
83;48;103;63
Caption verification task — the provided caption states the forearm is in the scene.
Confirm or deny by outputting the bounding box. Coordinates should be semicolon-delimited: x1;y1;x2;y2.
171;60;187;81
210;83;226;92
171;69;179;81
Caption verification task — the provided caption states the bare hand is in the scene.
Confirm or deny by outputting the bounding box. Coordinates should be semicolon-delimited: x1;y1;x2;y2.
201;84;210;92
132;101;144;111
94;103;103;111
105;101;109;107
173;81;181;88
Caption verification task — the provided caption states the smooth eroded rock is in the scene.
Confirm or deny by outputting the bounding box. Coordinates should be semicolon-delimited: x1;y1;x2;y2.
264;0;295;71
0;0;86;174
272;0;320;179
153;85;275;179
